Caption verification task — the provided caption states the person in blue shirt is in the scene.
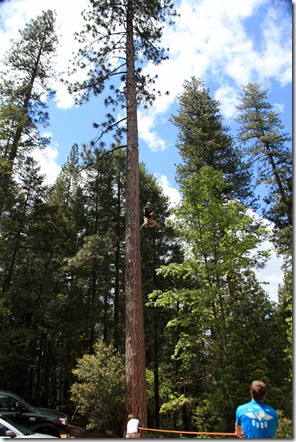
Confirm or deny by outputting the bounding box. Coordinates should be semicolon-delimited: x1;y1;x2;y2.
235;380;278;438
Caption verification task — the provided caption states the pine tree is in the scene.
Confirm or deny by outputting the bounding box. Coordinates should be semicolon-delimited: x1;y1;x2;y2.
66;0;177;424
170;77;253;204
0;157;55;395
235;83;292;251
0;10;58;210
139;163;183;428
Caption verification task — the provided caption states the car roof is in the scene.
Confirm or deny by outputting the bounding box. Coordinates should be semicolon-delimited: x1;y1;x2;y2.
0;417;57;438
0;390;23;399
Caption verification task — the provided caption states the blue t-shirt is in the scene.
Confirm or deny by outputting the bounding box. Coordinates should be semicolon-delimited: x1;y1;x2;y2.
235;400;278;438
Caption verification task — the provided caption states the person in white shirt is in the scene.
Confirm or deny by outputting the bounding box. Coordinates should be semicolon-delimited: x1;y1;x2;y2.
126;414;140;438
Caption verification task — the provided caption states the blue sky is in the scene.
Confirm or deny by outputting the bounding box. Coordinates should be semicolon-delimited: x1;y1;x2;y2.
0;0;292;302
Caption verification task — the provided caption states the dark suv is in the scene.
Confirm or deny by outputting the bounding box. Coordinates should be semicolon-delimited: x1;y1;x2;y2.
0;390;69;437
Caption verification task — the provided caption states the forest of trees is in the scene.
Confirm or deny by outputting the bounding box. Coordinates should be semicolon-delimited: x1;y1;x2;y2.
0;2;292;439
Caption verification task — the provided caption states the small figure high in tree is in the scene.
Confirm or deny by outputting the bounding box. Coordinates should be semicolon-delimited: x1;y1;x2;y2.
140;202;157;230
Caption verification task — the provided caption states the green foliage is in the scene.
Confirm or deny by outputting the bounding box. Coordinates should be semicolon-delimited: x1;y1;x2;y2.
148;166;288;431
70;340;125;432
236;83;292;252
0;9;58;159
0;10;58;212
160;393;193;414
170;77;253;204
67;0;177;148
275;410;293;438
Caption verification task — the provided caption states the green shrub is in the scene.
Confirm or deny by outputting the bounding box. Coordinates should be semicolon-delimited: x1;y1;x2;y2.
275;409;293;439
70;340;125;435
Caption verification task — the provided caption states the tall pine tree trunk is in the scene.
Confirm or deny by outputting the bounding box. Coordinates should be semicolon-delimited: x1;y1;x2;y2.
125;0;147;430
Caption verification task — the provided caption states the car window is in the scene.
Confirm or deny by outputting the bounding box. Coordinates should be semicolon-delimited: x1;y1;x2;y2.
1;417;28;434
0;395;19;412
0;422;10;436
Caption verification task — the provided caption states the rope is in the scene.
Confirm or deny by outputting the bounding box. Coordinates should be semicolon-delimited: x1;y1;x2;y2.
139;427;238;437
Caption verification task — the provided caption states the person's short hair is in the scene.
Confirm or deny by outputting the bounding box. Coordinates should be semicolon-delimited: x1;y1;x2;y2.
128;414;134;420
251;380;267;401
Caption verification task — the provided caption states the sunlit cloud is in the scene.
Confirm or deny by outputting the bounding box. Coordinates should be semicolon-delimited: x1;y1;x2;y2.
255;241;283;303
214;85;240;120
246;210;283;303
0;0;89;109
138;0;291;149
155;173;182;208
273;102;284;114
138;112;168;152
32;144;61;185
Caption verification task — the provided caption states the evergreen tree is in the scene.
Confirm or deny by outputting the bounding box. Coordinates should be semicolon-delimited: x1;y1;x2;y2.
64;147;125;350
139;163;183;428
235;83;292;252
0;10;58;210
170;77;253;204
66;0;177;424
0;156;68;401
276;268;292;417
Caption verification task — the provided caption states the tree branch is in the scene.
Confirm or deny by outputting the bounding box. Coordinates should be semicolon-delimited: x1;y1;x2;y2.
78;144;127;173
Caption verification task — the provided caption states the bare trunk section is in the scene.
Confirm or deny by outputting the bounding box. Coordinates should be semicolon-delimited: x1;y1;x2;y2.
125;0;147;432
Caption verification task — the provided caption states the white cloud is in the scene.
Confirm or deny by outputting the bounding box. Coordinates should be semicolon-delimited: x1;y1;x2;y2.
32;144;61;185
273;102;284;114
214;85;240;120
155;174;182;208
0;0;28;51
255;242;283;303
0;0;89;109
138;0;291;150
260;6;292;87
246;209;283;303
138;112;167;152
51;0;90;109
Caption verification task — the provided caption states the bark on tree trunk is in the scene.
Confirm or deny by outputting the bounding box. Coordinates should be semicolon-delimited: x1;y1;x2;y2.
125;0;147;433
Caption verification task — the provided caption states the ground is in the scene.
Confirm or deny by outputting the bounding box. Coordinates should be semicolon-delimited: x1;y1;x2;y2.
64;424;115;438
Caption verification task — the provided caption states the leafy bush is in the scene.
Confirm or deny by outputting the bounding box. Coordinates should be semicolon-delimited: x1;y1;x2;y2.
275;409;293;438
70;340;125;435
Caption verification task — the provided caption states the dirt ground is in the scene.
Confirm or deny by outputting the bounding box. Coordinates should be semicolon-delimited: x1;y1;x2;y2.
65;424;116;438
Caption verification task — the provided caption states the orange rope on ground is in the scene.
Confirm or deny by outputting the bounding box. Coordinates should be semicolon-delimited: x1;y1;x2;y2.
139;427;237;437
